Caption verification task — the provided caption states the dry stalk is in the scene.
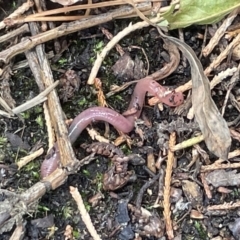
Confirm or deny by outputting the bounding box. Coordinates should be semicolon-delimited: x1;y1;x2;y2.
0;96;13;116
0;0;34;30
221;64;240;116
202;7;239;57
5;0;154;24
170;135;204;152
163;132;176;240
187;65;239;119
27;22;76;168
0;4;151;64
43;103;56;149
70;186;101;240
200;173;212;199
17;148;44;170
86;128;110;143
9;224;24;240
12;81;59;115
0;24;29;43
201;161;240;172
101;27;125;56
173;138;240;172
210;67;237;89
207;200;240;211
33;0;47;31
201;149;240;172
24;47;56;149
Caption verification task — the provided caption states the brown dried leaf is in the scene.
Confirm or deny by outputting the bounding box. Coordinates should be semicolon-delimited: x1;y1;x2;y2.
206;169;240;187
59;69;80;102
112;53;146;81
128;204;165;238
164;36;231;160
190;209;204;219
182;180;203;208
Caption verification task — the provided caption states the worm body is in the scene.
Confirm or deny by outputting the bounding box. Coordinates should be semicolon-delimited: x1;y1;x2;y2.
40;77;183;178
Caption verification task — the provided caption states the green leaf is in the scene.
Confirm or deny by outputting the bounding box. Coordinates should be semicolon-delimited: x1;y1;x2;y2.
162;0;240;30
35;115;44;127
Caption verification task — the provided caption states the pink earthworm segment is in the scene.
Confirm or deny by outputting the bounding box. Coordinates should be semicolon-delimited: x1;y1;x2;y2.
40;77;183;178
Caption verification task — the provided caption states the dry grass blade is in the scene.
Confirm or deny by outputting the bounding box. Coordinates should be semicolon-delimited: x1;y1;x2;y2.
163;35;231;161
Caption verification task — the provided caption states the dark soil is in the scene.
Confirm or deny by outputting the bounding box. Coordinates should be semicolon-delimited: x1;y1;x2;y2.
0;1;240;240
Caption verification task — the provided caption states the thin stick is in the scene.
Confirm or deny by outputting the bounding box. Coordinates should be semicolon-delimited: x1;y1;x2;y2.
163;132;176;240
202;8;239;57
17;148;44;170
12;81;59;114
207;200;240;211
175;33;240;93
170;135;204;152
0;0;34;30
201;149;240;172
0;4;151;64
17;0;176;18
0;24;29;43
70;186;101;240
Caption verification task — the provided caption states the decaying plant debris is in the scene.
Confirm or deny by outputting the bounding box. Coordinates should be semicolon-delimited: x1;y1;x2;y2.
0;0;240;239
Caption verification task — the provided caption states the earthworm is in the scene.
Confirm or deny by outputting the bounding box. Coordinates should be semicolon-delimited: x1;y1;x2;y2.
40;77;183;178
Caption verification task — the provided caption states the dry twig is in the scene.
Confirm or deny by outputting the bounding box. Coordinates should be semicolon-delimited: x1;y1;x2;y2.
202;7;239;57
0;4;151;64
163;132;176;239
200;173;212;199
201;149;240;172
17;148;44;170
0;0;34;30
207;201;240;212
70;186;101;240
187;66;238;119
12;81;59;115
0;24;29;43
170;135;204;152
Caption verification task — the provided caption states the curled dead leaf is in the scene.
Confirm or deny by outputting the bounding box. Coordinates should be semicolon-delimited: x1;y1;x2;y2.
163;35;231;160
